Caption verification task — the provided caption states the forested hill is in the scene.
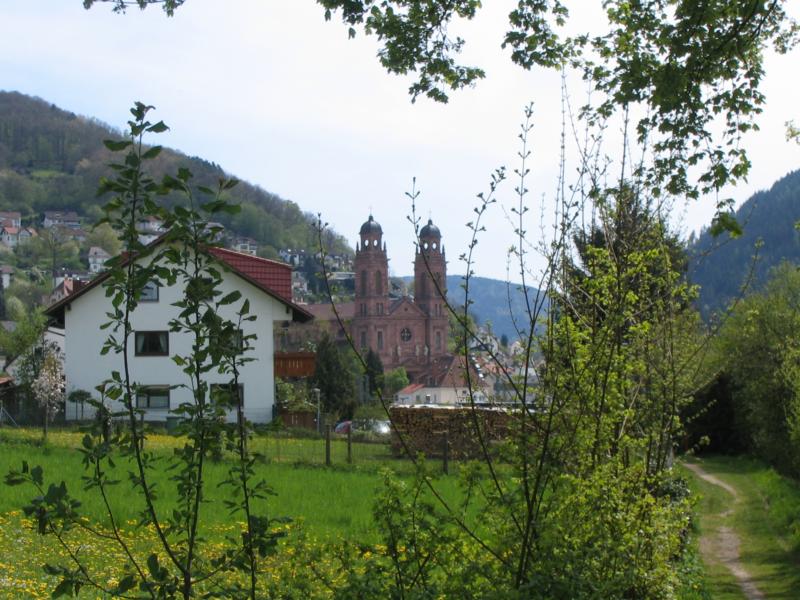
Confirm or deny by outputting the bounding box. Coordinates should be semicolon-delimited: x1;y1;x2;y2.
0;91;350;258
690;169;800;315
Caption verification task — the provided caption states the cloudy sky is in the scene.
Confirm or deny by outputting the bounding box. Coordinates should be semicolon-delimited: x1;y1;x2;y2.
2;1;798;281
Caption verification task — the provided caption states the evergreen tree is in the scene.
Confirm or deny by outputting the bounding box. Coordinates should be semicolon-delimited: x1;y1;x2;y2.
311;332;356;418
364;349;384;397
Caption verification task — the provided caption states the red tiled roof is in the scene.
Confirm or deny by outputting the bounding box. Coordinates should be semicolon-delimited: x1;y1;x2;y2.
45;237;312;325
207;247;292;302
398;383;424;396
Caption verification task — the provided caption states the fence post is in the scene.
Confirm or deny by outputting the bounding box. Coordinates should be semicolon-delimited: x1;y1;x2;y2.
442;430;449;475
347;427;352;464
325;424;331;466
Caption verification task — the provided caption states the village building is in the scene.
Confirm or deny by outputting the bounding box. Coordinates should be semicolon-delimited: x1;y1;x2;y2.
46;242;312;423
87;246;111;273
43;210;81;229
0;211;22;228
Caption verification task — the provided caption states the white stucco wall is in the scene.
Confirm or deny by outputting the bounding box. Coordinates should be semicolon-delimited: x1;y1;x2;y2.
62;262;294;423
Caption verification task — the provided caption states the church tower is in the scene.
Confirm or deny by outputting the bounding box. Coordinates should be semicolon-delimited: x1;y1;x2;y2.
414;219;449;359
352;214;389;351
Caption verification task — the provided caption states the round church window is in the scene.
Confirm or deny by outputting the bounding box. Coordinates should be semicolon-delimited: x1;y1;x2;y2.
400;327;412;342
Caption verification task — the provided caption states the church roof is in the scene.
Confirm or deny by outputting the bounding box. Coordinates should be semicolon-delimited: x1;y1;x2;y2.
419;218;441;238
359;214;382;236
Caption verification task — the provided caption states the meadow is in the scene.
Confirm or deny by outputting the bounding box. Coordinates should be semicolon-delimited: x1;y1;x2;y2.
0;427;464;597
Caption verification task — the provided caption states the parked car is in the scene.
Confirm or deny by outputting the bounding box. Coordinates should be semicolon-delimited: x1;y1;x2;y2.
334;419;390;435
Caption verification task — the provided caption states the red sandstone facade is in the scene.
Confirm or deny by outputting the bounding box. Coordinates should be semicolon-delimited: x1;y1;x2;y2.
351;215;449;379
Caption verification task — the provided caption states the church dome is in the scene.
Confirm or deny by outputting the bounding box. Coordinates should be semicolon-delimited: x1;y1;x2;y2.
420;219;441;239
359;214;382;236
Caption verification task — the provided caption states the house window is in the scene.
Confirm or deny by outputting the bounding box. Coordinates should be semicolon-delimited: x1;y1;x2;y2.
360;331;367;349
136;386;170;409
135;331;169;356
377;303;384;315
140;281;159;302
435;331;442;350
360;270;367;295
377;330;384;350
210;383;244;407
375;271;383;295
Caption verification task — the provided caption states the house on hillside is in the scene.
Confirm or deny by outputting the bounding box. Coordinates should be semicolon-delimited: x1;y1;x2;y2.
43;210;81;229
46;242;313;423
0;225;36;248
230;236;259;256
88;246;111;273
0;212;22;228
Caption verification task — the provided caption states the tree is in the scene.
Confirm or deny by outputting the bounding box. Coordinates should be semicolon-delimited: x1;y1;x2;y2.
86;221;122;256
713;262;800;476
364;348;384;397
31;349;64;440
383;366;408;397
310;332;356;418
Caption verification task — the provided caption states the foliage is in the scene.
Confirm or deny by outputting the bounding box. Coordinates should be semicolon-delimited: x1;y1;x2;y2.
0;302;46;372
364;348;383;396
86;221;122;256
382;366;408;397
310;332;357;418
275;377;315;412
712;262;800;476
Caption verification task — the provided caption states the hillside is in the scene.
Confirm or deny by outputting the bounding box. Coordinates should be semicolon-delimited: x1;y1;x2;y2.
689;169;800;315
400;274;545;342
0;91;351;259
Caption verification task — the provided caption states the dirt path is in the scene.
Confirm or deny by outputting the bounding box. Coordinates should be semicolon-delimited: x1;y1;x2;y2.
684;462;766;600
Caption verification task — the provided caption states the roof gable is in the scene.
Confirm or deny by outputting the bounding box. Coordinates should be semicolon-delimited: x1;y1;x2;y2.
388;296;427;318
44;237;312;325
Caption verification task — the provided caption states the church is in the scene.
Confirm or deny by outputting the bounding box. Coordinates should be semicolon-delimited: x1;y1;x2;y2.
351;214;450;380
281;213;452;383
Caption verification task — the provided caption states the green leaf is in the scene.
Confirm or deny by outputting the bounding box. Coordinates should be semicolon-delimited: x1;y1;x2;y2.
103;139;132;151
146;120;169;133
709;212;742;238
51;578;73;598
142;146;163;160
31;465;43;486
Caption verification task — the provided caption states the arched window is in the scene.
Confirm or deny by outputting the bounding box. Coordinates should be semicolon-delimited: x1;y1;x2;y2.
375;270;382;295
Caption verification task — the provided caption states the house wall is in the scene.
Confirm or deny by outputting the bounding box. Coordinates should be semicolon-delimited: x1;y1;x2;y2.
63;263;294;423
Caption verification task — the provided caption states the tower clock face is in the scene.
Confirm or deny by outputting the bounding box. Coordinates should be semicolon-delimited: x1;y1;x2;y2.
400;327;412;342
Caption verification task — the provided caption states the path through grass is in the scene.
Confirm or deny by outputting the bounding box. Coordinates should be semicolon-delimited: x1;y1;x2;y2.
682;455;800;599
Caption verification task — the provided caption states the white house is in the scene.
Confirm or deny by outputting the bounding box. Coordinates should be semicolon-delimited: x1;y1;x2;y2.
394;355;488;406
87;246;111;273
46;243;312;423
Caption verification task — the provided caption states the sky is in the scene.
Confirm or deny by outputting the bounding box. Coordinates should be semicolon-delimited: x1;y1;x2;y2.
1;0;798;282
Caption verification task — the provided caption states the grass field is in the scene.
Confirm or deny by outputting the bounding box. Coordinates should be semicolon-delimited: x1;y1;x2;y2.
0;427;462;539
681;455;800;599
0;427;467;597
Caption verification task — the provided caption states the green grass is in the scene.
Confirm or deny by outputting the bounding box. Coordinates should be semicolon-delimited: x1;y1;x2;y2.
681;455;800;599
0;427;460;541
0;427;473;597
